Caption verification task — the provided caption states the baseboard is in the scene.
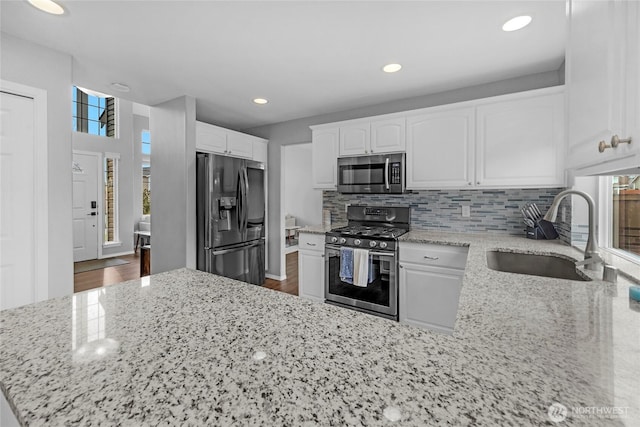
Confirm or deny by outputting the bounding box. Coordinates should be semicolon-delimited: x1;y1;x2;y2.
265;273;287;281
100;251;134;259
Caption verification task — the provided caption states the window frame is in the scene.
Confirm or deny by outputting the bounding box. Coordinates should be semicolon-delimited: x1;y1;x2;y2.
72;86;120;139
103;152;121;247
598;176;640;264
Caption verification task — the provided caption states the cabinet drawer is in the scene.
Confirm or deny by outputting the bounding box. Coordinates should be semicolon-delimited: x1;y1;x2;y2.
399;242;469;270
299;232;325;251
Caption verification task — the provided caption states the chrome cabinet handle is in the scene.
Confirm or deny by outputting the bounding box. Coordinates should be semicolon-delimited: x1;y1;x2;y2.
306;242;317;246
598;140;611;153
423;255;439;260
611;135;632;148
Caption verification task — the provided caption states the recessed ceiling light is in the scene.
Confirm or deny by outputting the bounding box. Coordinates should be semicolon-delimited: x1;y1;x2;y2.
111;83;130;93
382;63;402;73
253;98;268;105
502;15;532;32
27;0;64;15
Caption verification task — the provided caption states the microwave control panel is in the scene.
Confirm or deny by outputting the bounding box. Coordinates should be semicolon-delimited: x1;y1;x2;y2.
390;162;402;184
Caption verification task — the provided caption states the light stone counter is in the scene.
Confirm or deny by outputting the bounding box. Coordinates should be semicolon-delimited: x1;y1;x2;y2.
1;232;639;426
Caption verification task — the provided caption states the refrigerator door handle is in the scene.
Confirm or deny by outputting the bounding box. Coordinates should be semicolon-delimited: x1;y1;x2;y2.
205;156;213;272
242;166;249;232
212;240;260;256
236;169;243;231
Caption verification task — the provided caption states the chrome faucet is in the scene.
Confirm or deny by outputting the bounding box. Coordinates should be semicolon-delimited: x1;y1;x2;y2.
543;189;603;270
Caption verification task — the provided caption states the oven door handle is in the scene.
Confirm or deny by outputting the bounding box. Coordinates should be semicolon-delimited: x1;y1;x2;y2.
325;245;395;257
384;157;390;190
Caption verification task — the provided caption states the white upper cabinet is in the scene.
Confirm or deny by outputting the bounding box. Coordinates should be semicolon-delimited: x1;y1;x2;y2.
371;117;406;154
406;107;475;189
196;121;266;161
311;127;339;189
253;139;268;164
566;0;639;173
339;123;370;156
476;91;564;187
196;121;227;154
226;132;253;159
337;117;405;156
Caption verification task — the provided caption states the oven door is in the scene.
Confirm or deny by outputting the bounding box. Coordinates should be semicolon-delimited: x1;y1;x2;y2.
324;244;398;319
337;154;404;194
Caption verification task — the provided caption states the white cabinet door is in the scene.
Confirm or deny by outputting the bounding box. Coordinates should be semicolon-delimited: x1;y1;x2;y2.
227;133;253;159
196;121;227;154
406;107;475;189
476;92;564;188
339;123;370;156
298;250;325;303
312;128;339;189
253;139;268;163
399;263;464;334
371;117;405;154
566;0;638;171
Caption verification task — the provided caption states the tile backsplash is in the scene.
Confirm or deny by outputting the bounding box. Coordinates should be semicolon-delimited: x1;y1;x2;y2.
323;188;571;243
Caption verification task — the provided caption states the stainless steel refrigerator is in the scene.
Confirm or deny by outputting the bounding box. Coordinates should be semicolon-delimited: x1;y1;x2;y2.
196;152;265;285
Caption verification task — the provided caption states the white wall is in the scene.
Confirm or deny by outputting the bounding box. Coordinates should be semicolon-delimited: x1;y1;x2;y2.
72;100;135;257
283;143;322;227
0;33;74;298
246;70;565;278
149;96;197;273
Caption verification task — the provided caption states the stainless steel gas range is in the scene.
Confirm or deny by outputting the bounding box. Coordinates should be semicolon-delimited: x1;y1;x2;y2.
324;205;410;320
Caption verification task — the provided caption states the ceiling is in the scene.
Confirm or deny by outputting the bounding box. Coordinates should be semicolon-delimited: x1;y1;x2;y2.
0;1;566;130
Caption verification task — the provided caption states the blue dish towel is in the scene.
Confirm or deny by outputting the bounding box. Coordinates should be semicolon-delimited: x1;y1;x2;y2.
340;248;376;285
340;247;354;284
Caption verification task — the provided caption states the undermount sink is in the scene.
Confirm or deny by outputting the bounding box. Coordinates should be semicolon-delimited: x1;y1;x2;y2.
486;250;592;282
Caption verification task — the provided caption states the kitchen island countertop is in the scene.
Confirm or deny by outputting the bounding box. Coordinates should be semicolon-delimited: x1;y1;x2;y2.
1;232;639;426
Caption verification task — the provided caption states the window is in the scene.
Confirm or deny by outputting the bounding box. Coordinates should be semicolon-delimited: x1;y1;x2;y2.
104;153;120;244
72;86;116;137
141;130;151;215
609;175;639;257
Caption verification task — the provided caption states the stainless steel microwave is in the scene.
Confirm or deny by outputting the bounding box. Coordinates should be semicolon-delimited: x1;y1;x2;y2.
337;153;405;194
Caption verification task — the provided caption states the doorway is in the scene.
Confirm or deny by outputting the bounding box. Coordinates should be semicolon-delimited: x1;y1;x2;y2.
0;82;49;310
72;151;100;262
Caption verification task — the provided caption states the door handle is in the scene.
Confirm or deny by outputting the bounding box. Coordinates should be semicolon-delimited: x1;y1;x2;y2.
86;212;97;216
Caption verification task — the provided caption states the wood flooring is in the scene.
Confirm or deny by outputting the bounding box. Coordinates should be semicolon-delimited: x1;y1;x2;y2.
74;253;141;293
74;251;300;297
262;251;299;296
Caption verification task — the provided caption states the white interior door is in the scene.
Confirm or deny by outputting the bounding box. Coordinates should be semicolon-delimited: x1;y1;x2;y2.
72;153;99;262
1;91;37;310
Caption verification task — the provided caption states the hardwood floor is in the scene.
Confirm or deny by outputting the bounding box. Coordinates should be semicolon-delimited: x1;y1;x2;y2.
74;253;141;293
262;251;299;296
74;251;300;297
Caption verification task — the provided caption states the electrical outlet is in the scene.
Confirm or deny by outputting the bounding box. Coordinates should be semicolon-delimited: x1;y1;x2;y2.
561;206;567;223
461;205;471;218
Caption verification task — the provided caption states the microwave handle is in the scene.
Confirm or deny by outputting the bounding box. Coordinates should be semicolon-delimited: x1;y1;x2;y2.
384;157;390;190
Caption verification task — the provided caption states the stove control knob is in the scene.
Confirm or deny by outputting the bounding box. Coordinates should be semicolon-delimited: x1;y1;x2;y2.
339;238;347;244
369;241;377;248
354;239;361;246
379;242;388;249
330;236;338;243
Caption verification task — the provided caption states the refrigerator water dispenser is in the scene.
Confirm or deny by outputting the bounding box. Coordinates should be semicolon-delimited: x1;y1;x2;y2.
218;197;236;231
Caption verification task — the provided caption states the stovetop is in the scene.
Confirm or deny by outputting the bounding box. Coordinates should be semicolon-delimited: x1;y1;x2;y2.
329;225;408;239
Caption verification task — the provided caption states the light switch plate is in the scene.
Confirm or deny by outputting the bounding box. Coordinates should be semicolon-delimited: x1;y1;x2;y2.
461;205;471;218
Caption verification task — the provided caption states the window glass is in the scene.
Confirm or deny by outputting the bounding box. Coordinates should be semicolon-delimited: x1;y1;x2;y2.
611;175;639;257
104;157;119;243
72;86;116;138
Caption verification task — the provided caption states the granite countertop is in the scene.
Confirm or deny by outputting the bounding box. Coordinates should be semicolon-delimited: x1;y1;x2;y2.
1;233;639;426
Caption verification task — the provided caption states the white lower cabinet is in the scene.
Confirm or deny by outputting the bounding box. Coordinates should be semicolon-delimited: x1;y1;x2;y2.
298;232;325;302
399;242;468;334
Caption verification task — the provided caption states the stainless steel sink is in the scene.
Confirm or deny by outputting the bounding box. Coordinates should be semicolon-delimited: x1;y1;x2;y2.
486;250;592;282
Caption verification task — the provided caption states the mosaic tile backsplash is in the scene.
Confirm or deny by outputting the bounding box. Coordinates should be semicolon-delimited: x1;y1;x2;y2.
323;188;572;244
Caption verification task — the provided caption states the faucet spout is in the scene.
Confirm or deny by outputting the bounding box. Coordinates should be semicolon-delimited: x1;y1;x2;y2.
543;189;600;270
